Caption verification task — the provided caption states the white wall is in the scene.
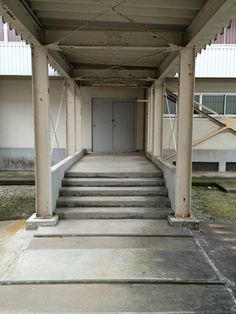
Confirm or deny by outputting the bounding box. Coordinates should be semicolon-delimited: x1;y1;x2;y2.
1;76;236;159
163;117;236;151
0;77;66;149
80;86;144;151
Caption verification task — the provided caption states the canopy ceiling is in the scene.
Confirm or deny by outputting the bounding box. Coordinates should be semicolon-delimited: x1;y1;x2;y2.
0;0;236;86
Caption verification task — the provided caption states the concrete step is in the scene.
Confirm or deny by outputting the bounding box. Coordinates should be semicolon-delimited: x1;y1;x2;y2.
0;284;233;313
59;186;168;197
57;196;171;208
55;206;173;219
62;177;165;187
34;219;192;237
65;171;162;178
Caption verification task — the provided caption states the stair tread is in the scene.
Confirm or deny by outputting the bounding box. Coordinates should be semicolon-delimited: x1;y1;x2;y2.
59;186;168;196
63;178;164;182
65;172;162;178
35;219;191;237
55;206;172;211
60;186;166;191
55;207;173;219
58;196;170;201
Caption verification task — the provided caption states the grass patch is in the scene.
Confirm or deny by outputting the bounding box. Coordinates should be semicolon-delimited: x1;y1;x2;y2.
192;186;236;223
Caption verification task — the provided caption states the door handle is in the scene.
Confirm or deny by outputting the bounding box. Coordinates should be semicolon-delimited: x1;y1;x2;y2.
93;124;96;127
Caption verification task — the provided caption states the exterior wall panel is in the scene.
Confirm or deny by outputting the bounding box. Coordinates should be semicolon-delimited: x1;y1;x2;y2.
0;42;59;76
196;44;236;78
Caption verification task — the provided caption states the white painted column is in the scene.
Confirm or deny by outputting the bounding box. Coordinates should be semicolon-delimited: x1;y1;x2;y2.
153;79;164;157
66;78;76;155
75;85;82;152
150;86;154;154
175;47;195;218
146;88;151;153
31;45;52;218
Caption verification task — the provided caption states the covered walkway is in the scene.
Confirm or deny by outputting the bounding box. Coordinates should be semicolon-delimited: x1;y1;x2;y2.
0;154;235;312
1;0;236;311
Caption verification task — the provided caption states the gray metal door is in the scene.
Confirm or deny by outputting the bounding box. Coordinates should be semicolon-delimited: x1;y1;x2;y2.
92;98;113;152
92;98;135;152
112;101;134;151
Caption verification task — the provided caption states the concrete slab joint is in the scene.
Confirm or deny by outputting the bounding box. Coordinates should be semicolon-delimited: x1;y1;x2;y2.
26;213;59;230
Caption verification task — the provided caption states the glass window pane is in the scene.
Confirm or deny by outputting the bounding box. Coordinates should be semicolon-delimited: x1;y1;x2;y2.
164;95;176;114
226;95;236;114
202;95;224;114
194;94;200;103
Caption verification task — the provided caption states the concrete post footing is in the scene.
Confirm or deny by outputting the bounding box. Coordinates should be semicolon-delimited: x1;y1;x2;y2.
26;213;59;230
168;215;199;230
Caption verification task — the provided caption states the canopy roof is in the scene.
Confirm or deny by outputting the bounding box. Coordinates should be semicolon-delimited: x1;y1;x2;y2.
1;0;236;86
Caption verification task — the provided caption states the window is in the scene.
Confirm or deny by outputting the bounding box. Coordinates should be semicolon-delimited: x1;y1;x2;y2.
202;95;225;114
164;95;176;114
225;95;236;114
194;94;200;103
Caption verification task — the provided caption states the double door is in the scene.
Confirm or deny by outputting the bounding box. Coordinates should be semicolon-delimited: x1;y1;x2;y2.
92;98;135;152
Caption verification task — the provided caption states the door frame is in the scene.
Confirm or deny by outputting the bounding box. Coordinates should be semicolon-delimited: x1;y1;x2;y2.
91;97;137;153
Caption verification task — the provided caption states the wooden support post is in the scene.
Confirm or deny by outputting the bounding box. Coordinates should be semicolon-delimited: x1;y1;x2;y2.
175;47;195;218
31;45;52;218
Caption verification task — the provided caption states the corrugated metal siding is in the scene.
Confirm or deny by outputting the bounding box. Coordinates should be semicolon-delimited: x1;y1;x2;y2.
215;20;236;44
195;44;236;78
0;42;59;76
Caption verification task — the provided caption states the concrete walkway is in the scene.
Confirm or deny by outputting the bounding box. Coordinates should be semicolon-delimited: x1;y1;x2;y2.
0;154;236;312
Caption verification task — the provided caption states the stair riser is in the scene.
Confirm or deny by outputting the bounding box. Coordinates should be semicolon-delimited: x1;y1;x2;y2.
65;172;162;178
57;200;171;208
62;181;165;187
56;212;172;220
59;190;168;197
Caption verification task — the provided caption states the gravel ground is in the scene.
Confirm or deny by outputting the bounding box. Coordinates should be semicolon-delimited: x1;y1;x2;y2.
0;186;35;220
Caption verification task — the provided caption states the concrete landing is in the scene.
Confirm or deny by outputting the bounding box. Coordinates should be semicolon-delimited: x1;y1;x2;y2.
1;248;220;284
34;219;192;237
28;236;199;250
67;154;162;176
0;284;234;313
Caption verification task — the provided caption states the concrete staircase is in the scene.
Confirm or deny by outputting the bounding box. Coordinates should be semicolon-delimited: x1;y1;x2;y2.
1;156;233;313
55;170;173;220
